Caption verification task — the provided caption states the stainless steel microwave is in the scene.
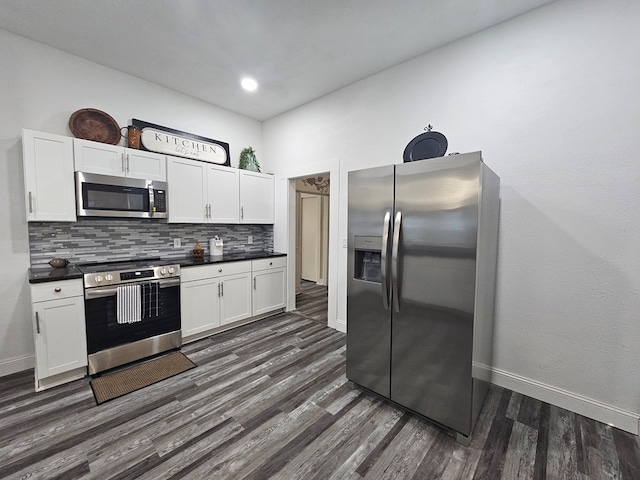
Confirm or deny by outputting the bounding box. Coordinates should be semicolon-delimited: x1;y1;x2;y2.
75;172;168;219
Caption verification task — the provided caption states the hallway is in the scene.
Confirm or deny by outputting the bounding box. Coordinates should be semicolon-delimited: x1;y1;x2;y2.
294;280;328;325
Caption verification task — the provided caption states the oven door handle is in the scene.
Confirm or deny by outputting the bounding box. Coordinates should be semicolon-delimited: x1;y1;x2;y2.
85;278;181;299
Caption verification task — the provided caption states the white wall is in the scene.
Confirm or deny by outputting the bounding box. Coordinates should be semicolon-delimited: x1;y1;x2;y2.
264;0;640;432
0;29;262;375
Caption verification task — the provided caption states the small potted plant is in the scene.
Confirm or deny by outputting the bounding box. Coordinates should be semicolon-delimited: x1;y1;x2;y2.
238;146;261;172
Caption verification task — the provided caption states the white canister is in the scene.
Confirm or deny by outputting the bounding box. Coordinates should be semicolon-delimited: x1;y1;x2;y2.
210;236;224;256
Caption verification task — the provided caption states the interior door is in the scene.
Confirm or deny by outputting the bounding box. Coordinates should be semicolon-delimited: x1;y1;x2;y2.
391;156;480;435
300;194;321;282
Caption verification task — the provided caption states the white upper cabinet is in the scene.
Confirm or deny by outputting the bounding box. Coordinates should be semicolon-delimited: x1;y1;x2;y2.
73;138;166;181
22;129;76;222
239;171;274;224
127;149;167;181
207;164;240;223
168;157;242;224
167;156;208;223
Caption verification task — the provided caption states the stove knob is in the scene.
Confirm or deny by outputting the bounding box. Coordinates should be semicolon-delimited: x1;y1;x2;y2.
95;275;104;283
105;274;113;281
168;267;175;274
160;268;167;275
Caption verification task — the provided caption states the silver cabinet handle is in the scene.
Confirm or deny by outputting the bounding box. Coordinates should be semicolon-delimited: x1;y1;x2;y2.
391;211;402;313
217;283;221;297
253;277;256;290
122;153;126;172
208;204;212;218
220;281;224;297
54;287;61;293
35;312;41;334
204;204;208;218
241;206;244;220
218;268;222;273
28;191;33;213
126;153;130;172
381;211;391;310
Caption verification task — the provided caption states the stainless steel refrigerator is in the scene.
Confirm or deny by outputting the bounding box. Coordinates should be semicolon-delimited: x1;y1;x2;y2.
346;151;500;443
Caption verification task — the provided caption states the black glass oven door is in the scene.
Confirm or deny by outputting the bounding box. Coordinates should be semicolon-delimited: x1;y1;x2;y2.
85;282;181;355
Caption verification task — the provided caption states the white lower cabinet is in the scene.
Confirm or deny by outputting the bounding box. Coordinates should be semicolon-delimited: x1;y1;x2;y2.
30;280;87;391
252;257;287;316
181;256;287;343
181;277;221;337
181;261;252;340
219;272;253;325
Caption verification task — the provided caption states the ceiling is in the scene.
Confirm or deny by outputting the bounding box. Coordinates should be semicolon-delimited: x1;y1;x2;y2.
0;0;556;121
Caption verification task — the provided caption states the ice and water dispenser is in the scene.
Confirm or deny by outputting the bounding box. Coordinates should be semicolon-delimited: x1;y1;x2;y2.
354;236;382;283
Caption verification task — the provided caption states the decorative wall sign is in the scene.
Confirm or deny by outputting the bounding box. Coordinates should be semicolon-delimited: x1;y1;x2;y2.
132;119;230;166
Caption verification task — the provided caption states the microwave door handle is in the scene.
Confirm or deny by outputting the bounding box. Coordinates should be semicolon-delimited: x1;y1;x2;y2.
148;185;155;217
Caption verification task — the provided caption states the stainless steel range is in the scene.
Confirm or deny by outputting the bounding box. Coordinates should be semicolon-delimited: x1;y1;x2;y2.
78;258;181;375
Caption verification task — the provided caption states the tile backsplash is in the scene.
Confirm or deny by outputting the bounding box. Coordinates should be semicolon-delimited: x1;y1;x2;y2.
29;219;273;267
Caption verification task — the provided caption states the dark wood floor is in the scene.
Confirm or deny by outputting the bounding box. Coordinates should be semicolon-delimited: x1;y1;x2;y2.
295;279;328;325
1;313;639;479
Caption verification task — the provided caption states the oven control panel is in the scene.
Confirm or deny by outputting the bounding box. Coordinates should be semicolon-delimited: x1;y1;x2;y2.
121;269;154;281
82;264;181;288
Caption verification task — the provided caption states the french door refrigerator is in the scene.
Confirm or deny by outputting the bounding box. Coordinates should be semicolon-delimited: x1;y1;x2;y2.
346;151;500;443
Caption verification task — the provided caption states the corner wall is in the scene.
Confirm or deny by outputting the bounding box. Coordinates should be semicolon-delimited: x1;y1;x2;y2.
0;29;262;376
263;0;640;432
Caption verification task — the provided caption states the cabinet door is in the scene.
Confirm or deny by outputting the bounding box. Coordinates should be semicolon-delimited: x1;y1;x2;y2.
181;278;221;337
253;267;286;316
22;130;76;222
220;272;252;325
207;165;239;223
33;296;87;379
125;149;167;181
73;139;124;176
239;171;274;224
167;157;207;223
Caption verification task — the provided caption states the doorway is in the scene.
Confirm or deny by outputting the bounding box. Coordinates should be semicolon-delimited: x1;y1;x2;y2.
276;157;340;331
294;176;330;324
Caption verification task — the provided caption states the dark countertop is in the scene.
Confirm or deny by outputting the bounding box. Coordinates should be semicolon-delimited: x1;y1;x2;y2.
28;251;286;283
173;251;287;268
28;265;84;284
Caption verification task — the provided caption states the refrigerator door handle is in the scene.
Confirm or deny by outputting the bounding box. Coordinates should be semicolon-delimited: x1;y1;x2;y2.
381;211;391;310
391;211;402;312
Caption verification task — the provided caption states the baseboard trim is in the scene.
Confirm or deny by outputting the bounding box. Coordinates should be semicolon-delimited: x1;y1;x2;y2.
490;366;639;435
0;354;34;377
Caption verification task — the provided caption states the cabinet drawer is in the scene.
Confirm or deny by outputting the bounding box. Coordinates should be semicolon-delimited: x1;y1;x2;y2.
181;261;251;282
252;256;287;272
31;279;84;303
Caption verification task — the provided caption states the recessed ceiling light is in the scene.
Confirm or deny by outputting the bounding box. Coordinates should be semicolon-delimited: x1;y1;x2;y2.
241;77;258;92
